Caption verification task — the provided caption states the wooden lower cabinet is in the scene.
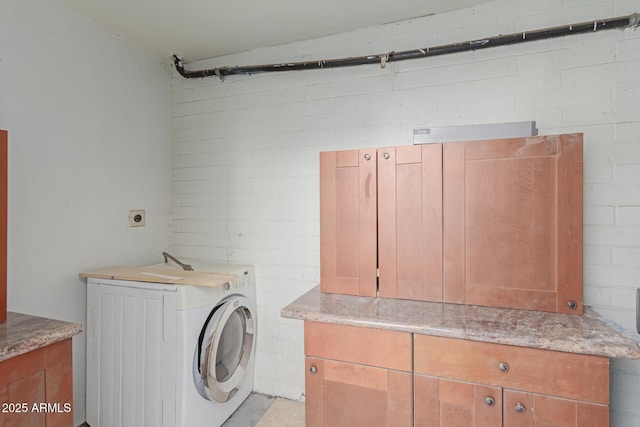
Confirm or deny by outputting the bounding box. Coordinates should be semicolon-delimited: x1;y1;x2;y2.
306;357;412;427
0;339;74;427
414;335;610;427
414;375;502;427
413;335;609;405
503;390;608;427
414;375;609;427
304;322;413;427
304;324;610;427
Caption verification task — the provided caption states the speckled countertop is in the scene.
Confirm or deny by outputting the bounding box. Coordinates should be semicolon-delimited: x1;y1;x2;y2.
282;286;640;359
0;312;83;363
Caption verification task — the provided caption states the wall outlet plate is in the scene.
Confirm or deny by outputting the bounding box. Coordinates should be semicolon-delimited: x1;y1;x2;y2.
129;209;145;227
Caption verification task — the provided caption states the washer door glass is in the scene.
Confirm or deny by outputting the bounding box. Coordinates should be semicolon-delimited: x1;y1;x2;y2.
193;295;255;403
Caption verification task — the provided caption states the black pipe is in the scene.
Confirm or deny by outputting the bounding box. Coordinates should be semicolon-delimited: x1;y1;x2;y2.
174;13;639;79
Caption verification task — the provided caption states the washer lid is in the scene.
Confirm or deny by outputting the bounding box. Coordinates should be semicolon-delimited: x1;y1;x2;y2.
80;266;235;287
193;295;256;403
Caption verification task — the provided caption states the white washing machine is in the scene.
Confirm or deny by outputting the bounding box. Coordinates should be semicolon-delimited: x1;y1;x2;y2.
85;258;257;427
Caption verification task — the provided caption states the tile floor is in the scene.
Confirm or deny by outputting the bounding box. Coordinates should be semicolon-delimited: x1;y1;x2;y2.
79;393;305;427
225;393;305;427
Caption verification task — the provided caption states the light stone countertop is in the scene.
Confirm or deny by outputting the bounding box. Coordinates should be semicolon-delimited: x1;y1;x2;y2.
0;312;83;363
281;285;640;359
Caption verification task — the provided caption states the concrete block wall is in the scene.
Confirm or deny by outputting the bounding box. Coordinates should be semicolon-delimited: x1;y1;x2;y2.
170;0;640;423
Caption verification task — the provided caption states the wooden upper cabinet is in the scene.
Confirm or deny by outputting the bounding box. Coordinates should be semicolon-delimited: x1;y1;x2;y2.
320;133;583;312
0;130;6;323
320;149;377;297
443;134;583;313
320;145;443;301
378;145;443;301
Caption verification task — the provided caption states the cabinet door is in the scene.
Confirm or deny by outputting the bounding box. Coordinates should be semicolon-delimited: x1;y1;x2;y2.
503;390;609;427
0;339;73;427
378;145;443;301
320;149;377;296
415;374;501;427
0;130;5;323
306;357;412;427
443;134;583;313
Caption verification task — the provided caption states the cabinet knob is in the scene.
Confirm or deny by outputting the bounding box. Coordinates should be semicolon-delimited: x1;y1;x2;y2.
484;396;495;406
383;152;390;159
364;153;371;161
567;300;578;310
498;362;509;372
514;403;526;413
309;365;317;374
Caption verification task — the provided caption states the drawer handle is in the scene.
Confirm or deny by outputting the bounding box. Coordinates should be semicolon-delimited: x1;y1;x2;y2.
567;300;578;310
498;362;509;372
514;403;526;413
383;152;390;159
309;365;317;374
484;396;496;407
364;153;372;161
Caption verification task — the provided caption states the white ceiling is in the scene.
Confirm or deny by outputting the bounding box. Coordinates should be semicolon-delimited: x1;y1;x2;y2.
58;0;493;62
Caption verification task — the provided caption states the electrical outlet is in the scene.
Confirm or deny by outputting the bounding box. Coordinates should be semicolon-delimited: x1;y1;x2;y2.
129;209;145;227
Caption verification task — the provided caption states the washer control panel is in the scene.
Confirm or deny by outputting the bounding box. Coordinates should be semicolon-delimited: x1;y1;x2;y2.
226;270;251;293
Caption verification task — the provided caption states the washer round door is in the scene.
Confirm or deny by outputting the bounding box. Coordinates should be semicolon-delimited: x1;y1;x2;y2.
193;295;256;403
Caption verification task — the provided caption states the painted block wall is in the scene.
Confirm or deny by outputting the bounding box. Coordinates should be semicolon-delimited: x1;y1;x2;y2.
1;1;172;424
170;0;640;424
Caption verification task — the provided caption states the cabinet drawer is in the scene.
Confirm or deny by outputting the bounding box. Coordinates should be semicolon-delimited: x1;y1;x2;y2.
414;335;609;404
305;322;412;371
